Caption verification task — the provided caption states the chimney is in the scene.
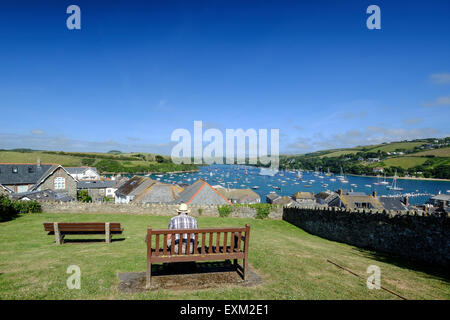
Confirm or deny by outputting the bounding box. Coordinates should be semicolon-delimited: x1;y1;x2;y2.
372;190;377;198
338;189;343;196
37;157;41;168
404;195;409;206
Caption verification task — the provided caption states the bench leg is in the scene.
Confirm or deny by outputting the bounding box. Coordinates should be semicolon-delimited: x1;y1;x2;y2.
146;262;152;289
54;222;63;245
105;222;111;243
243;257;248;281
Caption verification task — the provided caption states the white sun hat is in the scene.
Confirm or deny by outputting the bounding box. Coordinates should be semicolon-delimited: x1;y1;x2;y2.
177;203;190;213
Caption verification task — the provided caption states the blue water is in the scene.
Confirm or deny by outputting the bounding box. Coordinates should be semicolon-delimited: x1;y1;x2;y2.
143;164;450;205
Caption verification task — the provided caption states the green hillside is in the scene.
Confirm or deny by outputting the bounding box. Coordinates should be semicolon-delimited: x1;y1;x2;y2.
279;137;450;179
0;149;198;174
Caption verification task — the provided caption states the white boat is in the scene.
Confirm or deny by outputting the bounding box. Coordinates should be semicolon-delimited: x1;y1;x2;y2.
386;171;403;191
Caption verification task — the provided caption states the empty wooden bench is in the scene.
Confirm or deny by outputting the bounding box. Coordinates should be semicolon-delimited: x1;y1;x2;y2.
43;222;123;244
146;224;250;288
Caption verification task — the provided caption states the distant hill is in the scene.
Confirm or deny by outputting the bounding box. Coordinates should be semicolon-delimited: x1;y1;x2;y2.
0;150;198;174
278;137;450;179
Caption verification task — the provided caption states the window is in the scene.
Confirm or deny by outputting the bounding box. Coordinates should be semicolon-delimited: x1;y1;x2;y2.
28;166;35;173
54;177;66;190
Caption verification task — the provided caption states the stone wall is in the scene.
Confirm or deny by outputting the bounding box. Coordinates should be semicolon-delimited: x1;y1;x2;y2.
283;206;450;267
40;202;283;219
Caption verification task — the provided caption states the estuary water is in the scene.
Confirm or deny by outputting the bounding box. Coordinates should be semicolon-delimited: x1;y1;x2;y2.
142;164;450;205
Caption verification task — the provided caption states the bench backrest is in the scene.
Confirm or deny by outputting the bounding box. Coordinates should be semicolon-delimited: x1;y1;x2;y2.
147;224;250;257
43;222;122;232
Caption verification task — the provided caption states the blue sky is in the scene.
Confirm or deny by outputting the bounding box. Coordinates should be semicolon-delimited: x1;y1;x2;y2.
0;0;449;155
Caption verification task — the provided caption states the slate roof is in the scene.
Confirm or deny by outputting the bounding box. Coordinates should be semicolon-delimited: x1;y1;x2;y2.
10;189;74;202
0;164;54;185
0;184;13;193
266;193;281;202
430;194;450;201
215;187;260;203
77;180;118;189
378;197;408;211
330;194;384;210
66;167;98;175
173;179;231;205
115;176;155;197
292;191;315;200
134;183;183;203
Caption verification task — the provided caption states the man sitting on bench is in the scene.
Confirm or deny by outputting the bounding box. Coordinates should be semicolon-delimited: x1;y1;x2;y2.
167;203;198;254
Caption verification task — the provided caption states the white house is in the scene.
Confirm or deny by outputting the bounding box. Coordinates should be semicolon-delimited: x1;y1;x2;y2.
65;167;100;181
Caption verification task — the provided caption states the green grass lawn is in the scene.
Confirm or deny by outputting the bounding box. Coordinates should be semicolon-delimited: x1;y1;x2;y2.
0;213;449;300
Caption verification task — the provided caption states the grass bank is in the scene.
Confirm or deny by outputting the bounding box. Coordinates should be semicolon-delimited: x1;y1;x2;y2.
0;213;448;299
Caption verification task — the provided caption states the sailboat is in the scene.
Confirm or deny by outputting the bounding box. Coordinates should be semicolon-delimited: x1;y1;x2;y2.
386;171;403;191
336;167;345;179
380;173;389;185
325;168;331;176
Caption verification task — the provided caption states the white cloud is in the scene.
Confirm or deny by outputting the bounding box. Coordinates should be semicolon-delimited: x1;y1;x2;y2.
30;129;45;135
422;96;450;107
0;132;176;155
430;73;450;84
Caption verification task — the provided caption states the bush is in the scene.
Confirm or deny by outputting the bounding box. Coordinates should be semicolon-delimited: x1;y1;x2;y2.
218;205;233;217
77;190;92;203
250;203;272;219
0;195;41;222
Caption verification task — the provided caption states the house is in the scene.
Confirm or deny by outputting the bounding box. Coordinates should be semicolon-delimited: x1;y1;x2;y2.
215;186;261;204
114;176;155;204
272;195;296;207
77;180;121;202
10;189;74;202
0;184;13;195
328;189;384;210
378;196;409;211
266;192;281;204
133;182;183;204
0;162;77;198
367;158;380;162
315;191;338;205
173;179;231;205
66;167;100;180
427;194;450;207
373;167;384;173
292;191;315;204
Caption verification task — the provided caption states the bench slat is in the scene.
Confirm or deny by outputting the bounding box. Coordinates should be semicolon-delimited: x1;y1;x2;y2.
155;234;159;256
201;233;206;254
223;232;228;253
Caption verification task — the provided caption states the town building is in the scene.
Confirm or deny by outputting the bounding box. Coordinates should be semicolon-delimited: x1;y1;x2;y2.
215;186;261;204
133;182;183;204
77;180;121;202
173;179;231;205
373;167;384;173
114;176;155;204
427;194;450;207
66;167;100;180
0;162;77;198
378;196;410;211
266;192;281;204
292;191;315;204
328;189;384;210
314;191;338;205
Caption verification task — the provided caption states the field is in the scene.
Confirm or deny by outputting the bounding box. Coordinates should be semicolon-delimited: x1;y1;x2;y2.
378;157;429;169
0;213;448;300
0;150;196;173
412;147;450;157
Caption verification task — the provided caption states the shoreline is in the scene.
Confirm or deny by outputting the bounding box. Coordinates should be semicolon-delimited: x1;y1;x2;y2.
347;173;450;182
